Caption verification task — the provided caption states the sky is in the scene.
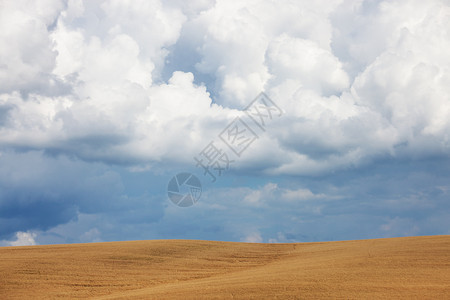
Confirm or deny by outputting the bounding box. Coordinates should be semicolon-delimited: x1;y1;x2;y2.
0;0;449;246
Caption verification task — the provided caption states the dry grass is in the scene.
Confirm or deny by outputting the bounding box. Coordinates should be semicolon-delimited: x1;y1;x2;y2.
0;235;449;299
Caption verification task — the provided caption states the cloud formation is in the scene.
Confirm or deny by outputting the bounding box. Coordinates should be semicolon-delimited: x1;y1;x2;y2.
0;0;449;244
1;0;449;173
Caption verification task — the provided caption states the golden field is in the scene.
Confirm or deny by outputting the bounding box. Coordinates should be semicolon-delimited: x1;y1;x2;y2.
0;235;449;299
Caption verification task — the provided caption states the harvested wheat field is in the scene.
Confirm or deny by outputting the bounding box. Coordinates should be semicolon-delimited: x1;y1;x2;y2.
0;235;449;299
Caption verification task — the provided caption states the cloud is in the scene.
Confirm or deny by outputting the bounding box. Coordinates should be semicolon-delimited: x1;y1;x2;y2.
281;188;327;201
0;0;65;95
243;183;277;205
267;33;350;96
241;232;263;243
380;217;420;238
0;150;165;240
0;231;37;246
268;232;302;243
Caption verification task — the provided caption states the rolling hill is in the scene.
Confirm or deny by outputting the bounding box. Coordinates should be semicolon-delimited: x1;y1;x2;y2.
0;235;449;299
